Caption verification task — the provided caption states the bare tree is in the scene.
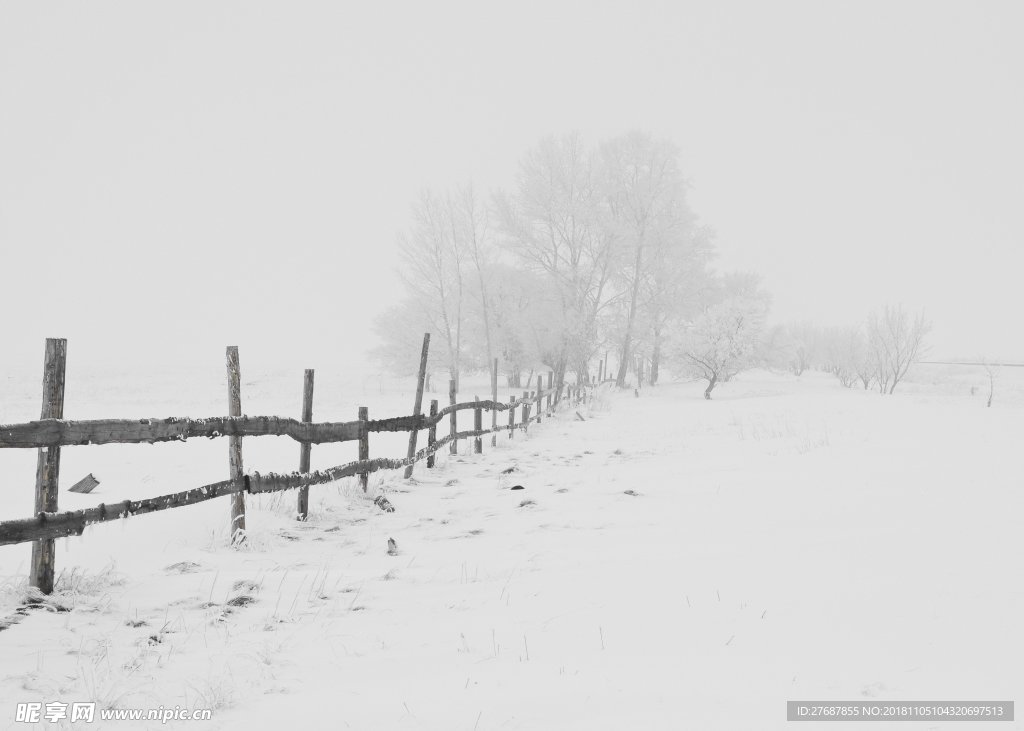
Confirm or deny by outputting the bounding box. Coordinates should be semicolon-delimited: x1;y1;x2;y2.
485;263;538;387
395;190;468;388
820;326;872;389
866;304;930;394
455;184;496;369
601;132;693;388
849;329;874;390
496;133;616;389
371;297;448;390
642;213;713;386
867;304;930;394
785;322;821;376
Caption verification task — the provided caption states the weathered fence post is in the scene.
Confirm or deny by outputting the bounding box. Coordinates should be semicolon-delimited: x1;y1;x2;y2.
427;399;438;468
546;372;553;414
29;337;67;595
508;395;515;438
490;357;498;448
226;346;246;544
536;375;544;424
404;333;430;479
474;397;483;453
522;391;531;433
449;379;458;455
358;406;369;492
297;369;314;521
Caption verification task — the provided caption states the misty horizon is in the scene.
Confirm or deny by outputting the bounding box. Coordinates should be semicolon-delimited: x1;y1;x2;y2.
2;1;1022;371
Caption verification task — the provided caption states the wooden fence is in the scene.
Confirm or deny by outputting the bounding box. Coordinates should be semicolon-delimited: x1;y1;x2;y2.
0;336;593;594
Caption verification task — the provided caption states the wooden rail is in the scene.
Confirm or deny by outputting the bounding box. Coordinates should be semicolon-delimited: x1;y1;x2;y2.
0;399;536;450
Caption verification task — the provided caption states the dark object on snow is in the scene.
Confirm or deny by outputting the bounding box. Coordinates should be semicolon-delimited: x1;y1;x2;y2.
68;473;99;494
575;411;586;421
500;466;516;474
510;485;525;491
634;389;640;398
387;537;398;555
374;495;395;513
623;489;641;497
0;606;31;633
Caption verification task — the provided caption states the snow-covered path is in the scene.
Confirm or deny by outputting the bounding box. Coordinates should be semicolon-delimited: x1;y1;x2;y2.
2;372;1022;730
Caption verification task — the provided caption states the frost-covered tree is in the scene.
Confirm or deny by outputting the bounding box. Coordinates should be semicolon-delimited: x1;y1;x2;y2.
642;221;713;384
370;298;447;390
820;326;871;389
783;322;821;376
765;321;827;376
388;189;469;387
377;184;507;390
760;324;795;374
867;304;930;394
381;132;719;389
455;184;496;369
495;133;616;388
600;132;696;388
484;264;557;387
673;287;769;399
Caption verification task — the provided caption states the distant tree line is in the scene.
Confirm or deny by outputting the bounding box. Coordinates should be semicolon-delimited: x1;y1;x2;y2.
763;304;931;394
372;131;770;397
371;131;930;401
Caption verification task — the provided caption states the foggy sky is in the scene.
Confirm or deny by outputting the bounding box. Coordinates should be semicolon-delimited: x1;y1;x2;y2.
2;0;1021;374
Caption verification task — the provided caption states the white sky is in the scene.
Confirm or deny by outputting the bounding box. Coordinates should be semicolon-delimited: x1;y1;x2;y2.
1;0;1022;373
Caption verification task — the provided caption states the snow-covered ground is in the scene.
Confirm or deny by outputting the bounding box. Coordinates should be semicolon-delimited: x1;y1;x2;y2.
1;364;1022;730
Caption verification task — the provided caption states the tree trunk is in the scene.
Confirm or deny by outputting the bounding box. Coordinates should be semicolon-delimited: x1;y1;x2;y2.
616;244;645;388
574;354;590;385
551;356;568;395
650;330;661;385
704;373;718;400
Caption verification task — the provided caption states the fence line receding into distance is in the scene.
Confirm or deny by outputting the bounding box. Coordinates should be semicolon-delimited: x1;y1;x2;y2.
0;335;595;594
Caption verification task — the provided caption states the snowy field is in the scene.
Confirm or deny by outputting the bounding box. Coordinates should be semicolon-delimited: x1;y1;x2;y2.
1;362;1022;730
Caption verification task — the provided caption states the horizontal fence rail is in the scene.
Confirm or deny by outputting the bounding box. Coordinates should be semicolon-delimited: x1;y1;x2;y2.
0;397;538;450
